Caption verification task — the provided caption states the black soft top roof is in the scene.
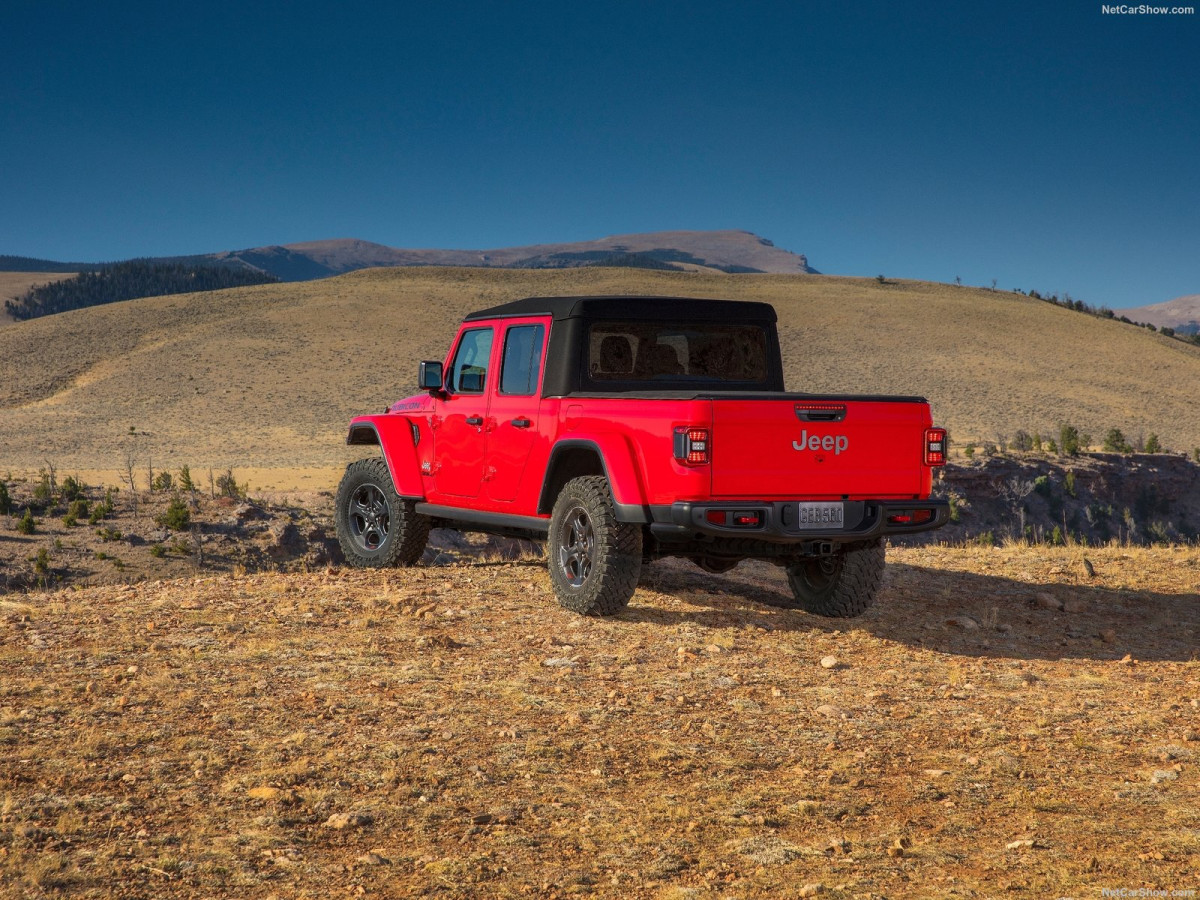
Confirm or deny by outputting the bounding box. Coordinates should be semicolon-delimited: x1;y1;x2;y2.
462;295;778;323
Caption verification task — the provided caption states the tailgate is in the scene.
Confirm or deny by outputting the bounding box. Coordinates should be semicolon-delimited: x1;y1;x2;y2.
710;398;930;498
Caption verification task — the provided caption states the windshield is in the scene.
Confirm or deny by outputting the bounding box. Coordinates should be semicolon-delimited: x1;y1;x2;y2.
586;321;769;386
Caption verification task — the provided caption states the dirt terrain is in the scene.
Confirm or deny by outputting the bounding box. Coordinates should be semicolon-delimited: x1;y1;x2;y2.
3;266;1200;484
2;539;1197;898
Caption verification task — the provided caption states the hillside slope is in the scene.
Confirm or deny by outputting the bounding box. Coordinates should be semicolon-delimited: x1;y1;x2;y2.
1;267;1199;479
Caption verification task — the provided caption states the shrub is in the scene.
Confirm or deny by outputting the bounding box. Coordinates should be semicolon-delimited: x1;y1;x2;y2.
178;465;195;492
1033;433;1043;452
32;471;53;505
972;531;996;547
33;548;50;575
62;514;77;527
1050;525;1064;546
157;496;191;531
963;445;975;459
149;544;166;558
68;499;88;519
1145;433;1162;454
1059;424;1081;456
1194;448;1200;463
1103;428;1131;453
0;480;9;515
60;475;86;502
152;471;174;492
89;488;116;524
215;469;245;499
1047;438;1059;453
1011;430;1034;452
1064;470;1077;498
1033;475;1052;497
17;509;36;535
96;526;122;542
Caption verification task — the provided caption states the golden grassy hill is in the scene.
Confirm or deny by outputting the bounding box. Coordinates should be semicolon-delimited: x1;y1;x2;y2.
2;266;1199;487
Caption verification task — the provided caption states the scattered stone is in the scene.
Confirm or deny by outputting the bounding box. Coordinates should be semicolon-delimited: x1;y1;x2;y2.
1006;839;1035;850
820;655;840;669
1150;769;1179;784
996;623;1012;633
815;704;847;719
798;884;824;898
324;812;373;830
356;852;389;866
542;657;579;668
265;522;304;559
1034;593;1063;611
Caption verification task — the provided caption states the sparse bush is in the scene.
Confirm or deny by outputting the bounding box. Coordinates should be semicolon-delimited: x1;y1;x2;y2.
215;469;245;499
1064;470;1077;498
1145;433;1162;454
963;445;975;459
149;544;166;558
1047;438;1058;453
62;514;77;527
1011;430;1034;452
1033;475;1052;498
96;526;122;542
1050;525;1064;546
17;509;36;535
60;475;86;502
1033;432;1043;452
68;499;88;519
1059;424;1081;456
158;496;191;531
88;488;117;525
982;442;998;457
1194;448;1200;463
152;471;174;492
876;274;886;284
33;548;50;575
33;470;53;505
1103;428;1131;453
972;531;996;547
0;480;10;515
178;465;195;492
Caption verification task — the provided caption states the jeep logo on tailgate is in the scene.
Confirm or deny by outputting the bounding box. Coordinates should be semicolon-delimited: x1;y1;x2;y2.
792;430;848;455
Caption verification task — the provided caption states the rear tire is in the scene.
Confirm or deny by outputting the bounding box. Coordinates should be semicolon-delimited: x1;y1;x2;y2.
548;476;642;615
784;540;884;617
335;458;430;568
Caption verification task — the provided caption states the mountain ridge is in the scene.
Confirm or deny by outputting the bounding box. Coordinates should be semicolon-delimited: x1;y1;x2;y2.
0;230;816;282
1122;293;1200;334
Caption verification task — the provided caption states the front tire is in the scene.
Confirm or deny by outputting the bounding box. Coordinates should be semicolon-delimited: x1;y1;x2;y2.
548;476;642;615
335;458;430;568
783;540;885;617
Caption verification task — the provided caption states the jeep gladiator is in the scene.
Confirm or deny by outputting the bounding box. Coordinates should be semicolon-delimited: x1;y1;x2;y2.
336;296;949;616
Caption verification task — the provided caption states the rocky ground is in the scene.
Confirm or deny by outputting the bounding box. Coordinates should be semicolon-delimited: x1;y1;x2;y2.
1;535;1198;898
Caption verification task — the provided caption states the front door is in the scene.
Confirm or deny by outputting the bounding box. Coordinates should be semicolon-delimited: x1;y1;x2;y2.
433;326;494;499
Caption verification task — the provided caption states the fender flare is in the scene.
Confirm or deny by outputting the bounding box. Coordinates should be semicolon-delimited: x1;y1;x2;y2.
346;415;424;499
538;436;650;523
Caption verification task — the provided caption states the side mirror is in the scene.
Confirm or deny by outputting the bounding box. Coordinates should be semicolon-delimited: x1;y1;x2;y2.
459;370;485;393
418;361;443;392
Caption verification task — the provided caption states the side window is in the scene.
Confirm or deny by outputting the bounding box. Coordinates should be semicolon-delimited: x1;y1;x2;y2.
499;324;545;395
448;328;493;393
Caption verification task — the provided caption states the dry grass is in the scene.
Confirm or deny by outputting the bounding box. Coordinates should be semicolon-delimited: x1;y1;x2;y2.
1;267;1199;486
1;545;1197;897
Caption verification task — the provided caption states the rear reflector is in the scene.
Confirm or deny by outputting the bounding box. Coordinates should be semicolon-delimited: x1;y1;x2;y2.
706;510;726;525
705;509;763;528
888;508;935;525
925;427;947;466
674;426;711;465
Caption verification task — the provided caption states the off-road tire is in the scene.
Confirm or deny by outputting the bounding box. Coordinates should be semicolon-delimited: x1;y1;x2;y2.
548;476;642;615
335;458;430;568
783;540;885;617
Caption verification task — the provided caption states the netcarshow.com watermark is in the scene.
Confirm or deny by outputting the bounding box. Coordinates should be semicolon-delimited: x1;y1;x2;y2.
1101;4;1194;12
1088;889;1197;898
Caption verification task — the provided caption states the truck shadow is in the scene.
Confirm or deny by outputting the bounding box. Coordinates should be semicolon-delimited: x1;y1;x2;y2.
627;559;1200;663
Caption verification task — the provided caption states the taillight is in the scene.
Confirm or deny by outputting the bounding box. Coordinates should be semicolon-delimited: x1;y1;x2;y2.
674;426;710;465
925;427;946;466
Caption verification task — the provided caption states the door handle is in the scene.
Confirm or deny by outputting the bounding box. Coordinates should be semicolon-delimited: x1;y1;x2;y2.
466;415;483;426
511;417;532;428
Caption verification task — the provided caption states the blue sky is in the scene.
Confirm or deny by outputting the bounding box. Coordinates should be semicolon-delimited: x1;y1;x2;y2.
2;0;1196;309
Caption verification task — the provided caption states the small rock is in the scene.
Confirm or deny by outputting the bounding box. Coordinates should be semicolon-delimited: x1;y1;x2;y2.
815;704;847;719
948;616;979;630
996;623;1012;633
1150;769;1179;784
798;885;824;898
820;655;840;669
705;644;723;654
1183;729;1199;742
542;657;578;668
1082;557;1096;577
1006;838;1035;850
324;812;373;830
1034;593;1063;611
356;852;389;866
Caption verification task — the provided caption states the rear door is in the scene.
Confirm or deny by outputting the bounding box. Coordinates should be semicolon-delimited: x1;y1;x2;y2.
711;398;928;498
484;318;549;503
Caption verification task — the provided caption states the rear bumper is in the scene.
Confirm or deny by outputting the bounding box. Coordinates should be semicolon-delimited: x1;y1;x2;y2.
648;499;951;544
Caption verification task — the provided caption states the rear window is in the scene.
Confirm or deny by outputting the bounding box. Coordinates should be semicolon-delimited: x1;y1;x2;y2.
586;321;769;385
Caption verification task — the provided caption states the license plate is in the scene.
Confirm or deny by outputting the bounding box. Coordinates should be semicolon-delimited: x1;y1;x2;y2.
795;502;844;530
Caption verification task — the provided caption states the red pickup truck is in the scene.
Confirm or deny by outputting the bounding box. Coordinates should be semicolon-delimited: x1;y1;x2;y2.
337;296;948;617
